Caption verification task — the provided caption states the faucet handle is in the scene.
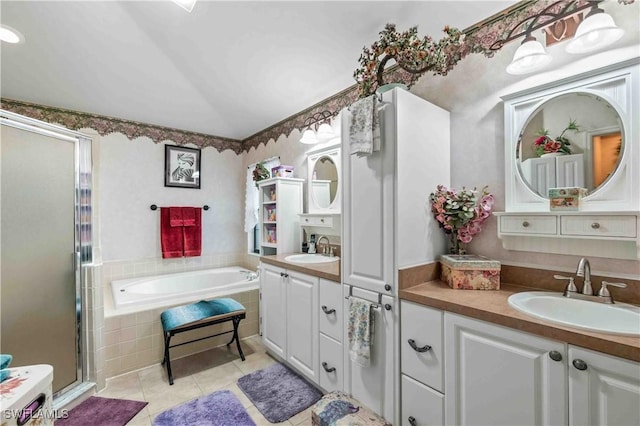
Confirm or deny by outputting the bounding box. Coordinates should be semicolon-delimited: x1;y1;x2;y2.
554;275;578;293
598;281;627;300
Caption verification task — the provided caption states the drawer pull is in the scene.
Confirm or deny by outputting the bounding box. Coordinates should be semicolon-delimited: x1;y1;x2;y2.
408;339;432;353
384;304;392;311
280;272;289;278
549;350;563;362
522;221;530;228
408;416;417;426
321;305;336;315
321;218;325;223
573;359;588;371
321;362;336;373
305;218;309;222
591;222;600;229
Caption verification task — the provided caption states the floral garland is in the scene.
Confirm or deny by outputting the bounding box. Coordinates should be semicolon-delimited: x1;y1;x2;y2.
353;24;468;98
429;185;494;254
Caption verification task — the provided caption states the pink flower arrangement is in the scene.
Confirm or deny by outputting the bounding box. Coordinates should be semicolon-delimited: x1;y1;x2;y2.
429;185;494;253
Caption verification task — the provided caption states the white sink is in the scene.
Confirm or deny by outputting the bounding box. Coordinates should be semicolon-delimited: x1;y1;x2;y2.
284;254;339;264
508;291;640;336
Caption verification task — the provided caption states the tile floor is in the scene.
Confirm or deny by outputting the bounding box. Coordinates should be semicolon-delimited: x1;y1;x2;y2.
96;335;313;425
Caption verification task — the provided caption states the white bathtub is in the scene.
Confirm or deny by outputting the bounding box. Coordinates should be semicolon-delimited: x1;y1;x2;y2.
110;266;259;310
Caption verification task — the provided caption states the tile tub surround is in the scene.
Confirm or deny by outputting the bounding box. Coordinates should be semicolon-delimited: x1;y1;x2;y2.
400;264;640;361
102;289;259;379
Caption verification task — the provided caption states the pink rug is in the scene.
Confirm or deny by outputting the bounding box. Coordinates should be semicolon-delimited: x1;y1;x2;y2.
55;396;147;426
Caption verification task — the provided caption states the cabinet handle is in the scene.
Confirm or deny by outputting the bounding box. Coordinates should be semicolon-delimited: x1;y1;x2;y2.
280;272;289;278
320;218;325;223
321;362;336;373
408;416;417;426
408;339;432;353
305;218;309;222
321;305;336;315
572;359;588;371
522;221;530;228
384;304;392;311
591;222;600;229
549;350;563;362
384;284;392;291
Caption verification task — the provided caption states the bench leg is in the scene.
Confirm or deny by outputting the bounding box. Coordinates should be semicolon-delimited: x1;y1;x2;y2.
226;316;245;362
163;332;175;385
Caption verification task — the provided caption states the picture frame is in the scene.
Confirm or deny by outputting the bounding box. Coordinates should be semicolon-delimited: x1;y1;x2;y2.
164;145;201;189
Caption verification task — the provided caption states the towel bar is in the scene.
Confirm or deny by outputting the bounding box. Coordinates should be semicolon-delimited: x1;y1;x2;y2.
150;204;209;211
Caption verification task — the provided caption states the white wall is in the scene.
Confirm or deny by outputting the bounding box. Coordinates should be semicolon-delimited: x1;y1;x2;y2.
408;2;639;276
98;133;244;262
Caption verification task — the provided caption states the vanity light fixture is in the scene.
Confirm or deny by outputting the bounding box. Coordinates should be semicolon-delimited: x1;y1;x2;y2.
506;34;553;75
0;25;24;44
171;0;197;13
565;3;624;54
298;110;338;144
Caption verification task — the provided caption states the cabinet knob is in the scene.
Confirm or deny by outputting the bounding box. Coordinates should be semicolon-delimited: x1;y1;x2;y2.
591;222;600;229
384;304;392;311
408;339;432;353
522;221;530;228
572;359;588;371
320;218;325;223
321;362;336;373
549;350;563;362
280;272;289;278
384;284;392;291
305;218;309;222
321;305;336;315
408;416;417;426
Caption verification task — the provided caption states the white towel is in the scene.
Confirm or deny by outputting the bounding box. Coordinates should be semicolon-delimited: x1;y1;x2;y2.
349;95;381;156
347;297;374;367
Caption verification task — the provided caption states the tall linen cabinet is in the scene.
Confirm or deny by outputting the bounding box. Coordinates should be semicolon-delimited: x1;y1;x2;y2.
341;88;450;425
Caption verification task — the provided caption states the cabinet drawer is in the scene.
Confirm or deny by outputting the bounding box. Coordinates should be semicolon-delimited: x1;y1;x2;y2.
401;301;443;392
560;215;637;238
401;374;444;426
319;333;343;392
500;215;557;235
301;215;333;227
319;280;342;342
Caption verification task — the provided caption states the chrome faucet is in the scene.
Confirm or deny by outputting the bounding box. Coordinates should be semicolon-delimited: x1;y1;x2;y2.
576;258;593;295
316;235;331;256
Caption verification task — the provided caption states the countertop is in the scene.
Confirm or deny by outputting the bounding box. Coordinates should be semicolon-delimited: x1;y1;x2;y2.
260;254;340;283
400;280;640;362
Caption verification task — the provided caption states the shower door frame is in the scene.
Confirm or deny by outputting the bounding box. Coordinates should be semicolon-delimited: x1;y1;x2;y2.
0;109;92;398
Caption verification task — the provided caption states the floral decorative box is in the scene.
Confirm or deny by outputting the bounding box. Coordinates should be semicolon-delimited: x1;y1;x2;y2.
271;165;294;178
440;254;501;290
548;187;587;211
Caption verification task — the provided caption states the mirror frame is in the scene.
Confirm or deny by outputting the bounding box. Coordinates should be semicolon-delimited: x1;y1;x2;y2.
307;143;341;213
502;60;639;213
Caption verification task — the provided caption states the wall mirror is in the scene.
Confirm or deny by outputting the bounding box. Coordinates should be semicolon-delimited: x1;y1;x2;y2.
307;145;341;213
516;92;624;198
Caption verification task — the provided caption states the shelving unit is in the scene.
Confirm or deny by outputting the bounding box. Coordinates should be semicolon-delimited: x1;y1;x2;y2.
258;177;304;255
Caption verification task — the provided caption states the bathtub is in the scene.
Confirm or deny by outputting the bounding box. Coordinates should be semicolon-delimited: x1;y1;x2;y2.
110;266;259;311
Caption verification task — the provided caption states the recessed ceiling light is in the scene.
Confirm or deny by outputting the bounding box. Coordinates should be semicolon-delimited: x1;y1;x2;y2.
171;0;197;13
0;25;24;44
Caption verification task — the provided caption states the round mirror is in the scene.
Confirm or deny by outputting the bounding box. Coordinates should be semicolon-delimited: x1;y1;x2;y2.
517;92;623;198
311;156;338;208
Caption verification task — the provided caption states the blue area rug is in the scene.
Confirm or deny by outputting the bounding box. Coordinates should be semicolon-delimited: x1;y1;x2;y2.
237;362;323;423
152;390;255;426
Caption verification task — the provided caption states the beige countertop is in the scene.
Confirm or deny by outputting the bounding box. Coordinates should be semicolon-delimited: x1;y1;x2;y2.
260;254;340;283
400;280;640;362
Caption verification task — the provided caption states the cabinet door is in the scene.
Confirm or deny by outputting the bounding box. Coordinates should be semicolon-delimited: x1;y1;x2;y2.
286;270;319;382
402;374;444;426
445;313;567;426
260;263;287;358
521;156;555;197
556;154;584;188
569;346;640;426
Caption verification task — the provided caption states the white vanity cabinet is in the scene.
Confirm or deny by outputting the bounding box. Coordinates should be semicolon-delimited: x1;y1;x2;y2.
568;346;640;426
444;313;567;426
318;279;344;392
401;303;640;426
259;262;319;382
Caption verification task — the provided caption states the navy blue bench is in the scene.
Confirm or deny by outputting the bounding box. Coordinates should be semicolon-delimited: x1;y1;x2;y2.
160;298;246;385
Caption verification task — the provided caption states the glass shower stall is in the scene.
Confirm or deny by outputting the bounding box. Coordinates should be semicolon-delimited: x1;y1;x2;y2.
1;110;92;398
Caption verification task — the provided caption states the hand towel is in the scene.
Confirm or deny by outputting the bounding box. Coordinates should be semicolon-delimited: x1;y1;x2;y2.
161;207;184;258
349;95;381;156
169;207;183;227
182;207;197;227
347;297;374;367
183;208;202;257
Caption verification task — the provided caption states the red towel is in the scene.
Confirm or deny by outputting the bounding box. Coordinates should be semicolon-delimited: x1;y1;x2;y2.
161;207;184;258
169;207;183;227
183;208;202;257
182;207;197;227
